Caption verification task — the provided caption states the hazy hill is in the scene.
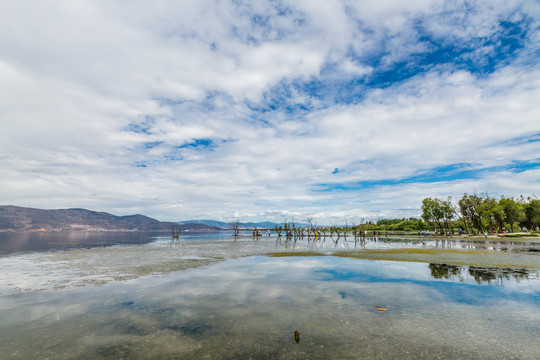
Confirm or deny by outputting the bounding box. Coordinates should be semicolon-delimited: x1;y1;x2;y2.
180;219;307;229
0;206;219;232
179;219;231;228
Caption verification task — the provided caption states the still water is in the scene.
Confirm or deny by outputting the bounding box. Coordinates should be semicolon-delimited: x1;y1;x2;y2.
0;231;237;257
0;232;539;359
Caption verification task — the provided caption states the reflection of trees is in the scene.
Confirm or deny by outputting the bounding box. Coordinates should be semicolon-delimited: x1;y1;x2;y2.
468;267;535;285
468;267;500;284
429;263;462;280
429;263;538;285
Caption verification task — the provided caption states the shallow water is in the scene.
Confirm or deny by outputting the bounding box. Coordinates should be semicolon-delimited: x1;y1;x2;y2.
2;231;539;258
1;256;539;359
0;231;238;257
0;232;539;359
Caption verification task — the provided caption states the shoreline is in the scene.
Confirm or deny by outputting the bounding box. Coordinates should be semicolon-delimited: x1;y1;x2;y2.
385;234;540;242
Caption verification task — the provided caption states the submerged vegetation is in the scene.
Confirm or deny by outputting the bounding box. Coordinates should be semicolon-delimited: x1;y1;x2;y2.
230;219;240;236
170;224;181;240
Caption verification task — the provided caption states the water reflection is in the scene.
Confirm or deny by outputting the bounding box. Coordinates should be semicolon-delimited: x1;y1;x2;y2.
429;263;538;285
0;231;161;256
468;266;534;285
429;263;463;280
0;257;538;359
228;234;540;253
2;231;539;257
0;231;239;256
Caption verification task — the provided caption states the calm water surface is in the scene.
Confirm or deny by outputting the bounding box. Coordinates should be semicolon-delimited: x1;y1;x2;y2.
1;231;539;256
0;232;539;359
0;231;237;257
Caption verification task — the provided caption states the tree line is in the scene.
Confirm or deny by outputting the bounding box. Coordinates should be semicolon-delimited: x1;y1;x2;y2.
421;193;540;234
228;193;540;235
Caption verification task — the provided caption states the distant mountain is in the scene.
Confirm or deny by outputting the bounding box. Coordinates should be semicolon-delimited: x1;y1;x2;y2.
240;221;281;229
180;219;307;229
0;206;219;232
179;219;230;228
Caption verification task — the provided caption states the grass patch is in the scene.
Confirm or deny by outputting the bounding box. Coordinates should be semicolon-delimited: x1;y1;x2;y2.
500;233;539;238
267;248;540;269
337;248;481;256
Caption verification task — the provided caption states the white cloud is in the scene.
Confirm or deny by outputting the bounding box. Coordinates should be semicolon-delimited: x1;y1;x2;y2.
0;1;539;223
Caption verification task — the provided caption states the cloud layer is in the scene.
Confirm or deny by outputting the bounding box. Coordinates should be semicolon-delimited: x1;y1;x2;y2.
1;1;539;223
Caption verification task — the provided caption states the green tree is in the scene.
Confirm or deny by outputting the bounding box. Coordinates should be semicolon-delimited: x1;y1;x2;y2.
421;198;436;231
422;197;454;232
492;202;506;232
449;196;468;232
499;197;524;232
458;193;483;233
478;197;502;232
441;197;455;232
523;199;540;229
414;219;429;230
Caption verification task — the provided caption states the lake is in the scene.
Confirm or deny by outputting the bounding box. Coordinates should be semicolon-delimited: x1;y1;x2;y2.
0;232;539;359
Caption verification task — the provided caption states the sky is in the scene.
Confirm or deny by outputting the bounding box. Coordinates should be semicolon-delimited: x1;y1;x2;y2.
1;0;540;224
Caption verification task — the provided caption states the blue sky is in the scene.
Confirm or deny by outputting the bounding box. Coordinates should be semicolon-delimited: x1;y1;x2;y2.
1;1;539;223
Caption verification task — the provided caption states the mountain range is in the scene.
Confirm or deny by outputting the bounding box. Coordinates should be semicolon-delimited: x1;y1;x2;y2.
0;206;219;232
179;219;293;229
0;206;307;232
